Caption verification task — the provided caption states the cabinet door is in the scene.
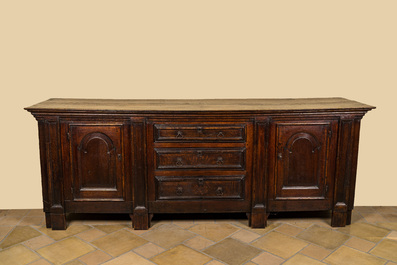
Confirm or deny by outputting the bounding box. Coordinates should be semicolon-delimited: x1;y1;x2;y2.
274;120;337;201
68;124;124;201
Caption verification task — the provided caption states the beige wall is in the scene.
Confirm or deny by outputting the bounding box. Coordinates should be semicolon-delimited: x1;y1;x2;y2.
1;1;396;209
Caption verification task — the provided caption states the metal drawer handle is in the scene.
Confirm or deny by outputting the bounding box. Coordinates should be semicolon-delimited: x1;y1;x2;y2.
176;131;183;138
216;157;224;165
217;132;224;138
198;178;204;187
176;187;183;196
216;187;224;196
176;157;183;166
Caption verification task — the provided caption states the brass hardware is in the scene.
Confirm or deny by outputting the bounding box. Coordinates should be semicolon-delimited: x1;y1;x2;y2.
277;153;283;160
198;178;204;187
176;187;183;195
197;151;203;157
217;131;224;137
117;154;122;161
197;127;203;134
216;187;224;196
176;157;183;166
176;131;183;138
216;157;224;165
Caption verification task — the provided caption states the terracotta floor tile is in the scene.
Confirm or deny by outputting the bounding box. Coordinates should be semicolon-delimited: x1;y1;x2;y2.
126;227;148;236
325;246;386;265
206;261;225;265
93;225;129;234
377;223;397;231
37;237;95;265
0;226;13;240
252;231;308;259
300;244;331;260
204;238;262;265
23;235;55;250
0;209;30;217
231;229;261;243
297;225;350;249
351;211;366;223
0;215;23;226
142;224;194;249
79;250;112;265
246;222;281;235
152;245;211;265
64;260;85;265
103;251;155;265
38;225;91;241
251;251;284;265
189;223;239;242
134;242;166;258
386;231;397;240
355;206;376;213
373;207;397;214
26;209;45;217
382;213;397;222
19;216;44;226
371;239;397;263
172;220;195;229
0;226;42;249
184;236;215;251
29;259;52;265
360;212;390;223
77;228;107;242
275;224;304;237
0;244;40;265
92;229;147;257
338;223;390;243
344;237;376;252
283;254;325;265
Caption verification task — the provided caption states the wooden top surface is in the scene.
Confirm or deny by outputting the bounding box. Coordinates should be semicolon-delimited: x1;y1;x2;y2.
25;97;375;113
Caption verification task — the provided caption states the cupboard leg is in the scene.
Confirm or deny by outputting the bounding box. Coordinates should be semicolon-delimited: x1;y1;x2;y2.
331;203;348;227
129;214;134;228
45;212;51;228
250;212;268;228
346;210;352;225
133;207;149;230
50;213;67;230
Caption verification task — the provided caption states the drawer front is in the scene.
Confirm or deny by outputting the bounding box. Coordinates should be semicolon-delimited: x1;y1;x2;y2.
155;175;244;200
154;124;246;142
155;148;246;170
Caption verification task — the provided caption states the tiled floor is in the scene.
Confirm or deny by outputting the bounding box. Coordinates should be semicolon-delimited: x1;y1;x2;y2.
1;207;397;265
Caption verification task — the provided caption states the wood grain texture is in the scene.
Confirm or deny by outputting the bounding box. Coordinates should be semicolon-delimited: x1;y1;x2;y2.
25;97;375;113
25;98;374;230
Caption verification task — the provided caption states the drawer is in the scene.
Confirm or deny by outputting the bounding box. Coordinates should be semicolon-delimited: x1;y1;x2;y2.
155;175;244;200
154;123;246;142
155;148;246;170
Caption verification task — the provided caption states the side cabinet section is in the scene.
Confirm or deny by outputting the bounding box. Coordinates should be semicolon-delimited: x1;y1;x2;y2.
61;120;133;213
268;119;338;211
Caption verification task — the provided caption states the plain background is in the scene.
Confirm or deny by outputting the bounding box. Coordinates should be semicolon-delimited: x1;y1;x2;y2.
0;1;396;209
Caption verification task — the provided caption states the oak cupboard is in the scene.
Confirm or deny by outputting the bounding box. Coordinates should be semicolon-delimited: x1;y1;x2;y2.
25;98;374;230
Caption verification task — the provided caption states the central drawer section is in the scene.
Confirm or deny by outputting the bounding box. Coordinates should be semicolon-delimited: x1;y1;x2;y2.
155;148;246;170
147;119;253;211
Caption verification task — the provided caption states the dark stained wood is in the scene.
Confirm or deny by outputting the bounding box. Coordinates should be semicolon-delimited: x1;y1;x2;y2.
69;124;124;201
25;98;374;230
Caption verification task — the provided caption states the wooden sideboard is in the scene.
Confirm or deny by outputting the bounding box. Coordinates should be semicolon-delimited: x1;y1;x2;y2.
25;98;375;230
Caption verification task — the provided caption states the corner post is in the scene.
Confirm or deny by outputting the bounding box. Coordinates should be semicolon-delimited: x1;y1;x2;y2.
332;115;362;227
131;117;149;229
38;116;66;230
250;117;269;228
